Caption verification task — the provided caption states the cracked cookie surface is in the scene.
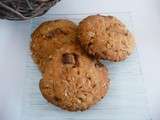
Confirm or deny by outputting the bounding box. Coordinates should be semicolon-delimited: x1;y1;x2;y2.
78;15;135;61
39;43;110;111
31;20;77;72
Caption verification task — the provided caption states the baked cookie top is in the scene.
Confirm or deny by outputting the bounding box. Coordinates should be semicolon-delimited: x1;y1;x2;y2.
78;15;135;61
31;19;77;72
39;43;110;111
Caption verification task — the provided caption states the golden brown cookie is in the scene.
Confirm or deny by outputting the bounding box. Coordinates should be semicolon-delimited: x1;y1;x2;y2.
39;43;110;111
78;15;135;61
31;19;77;72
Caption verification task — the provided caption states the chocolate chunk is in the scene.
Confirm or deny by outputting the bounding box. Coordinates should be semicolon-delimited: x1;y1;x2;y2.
54;28;68;35
54;96;61;102
88;42;93;48
108;16;114;19
95;61;104;68
106;27;109;31
125;32;128;36
62;53;79;66
46;28;68;38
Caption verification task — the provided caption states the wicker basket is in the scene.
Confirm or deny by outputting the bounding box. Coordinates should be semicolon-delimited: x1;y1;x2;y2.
0;0;60;20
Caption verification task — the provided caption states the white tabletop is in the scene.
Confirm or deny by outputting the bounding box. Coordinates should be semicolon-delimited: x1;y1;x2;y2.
0;0;160;120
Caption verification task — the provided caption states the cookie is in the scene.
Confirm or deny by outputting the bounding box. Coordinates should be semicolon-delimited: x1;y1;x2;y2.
39;43;110;111
78;15;135;61
31;19;77;72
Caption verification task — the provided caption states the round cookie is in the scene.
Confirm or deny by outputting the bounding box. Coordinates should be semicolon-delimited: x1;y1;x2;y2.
78;15;135;61
31;19;77;72
39;43;110;111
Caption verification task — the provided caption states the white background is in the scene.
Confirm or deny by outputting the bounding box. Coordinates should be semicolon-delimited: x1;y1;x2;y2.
0;0;160;120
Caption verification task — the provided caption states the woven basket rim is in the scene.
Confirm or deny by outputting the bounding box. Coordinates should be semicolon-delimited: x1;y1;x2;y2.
0;0;60;20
